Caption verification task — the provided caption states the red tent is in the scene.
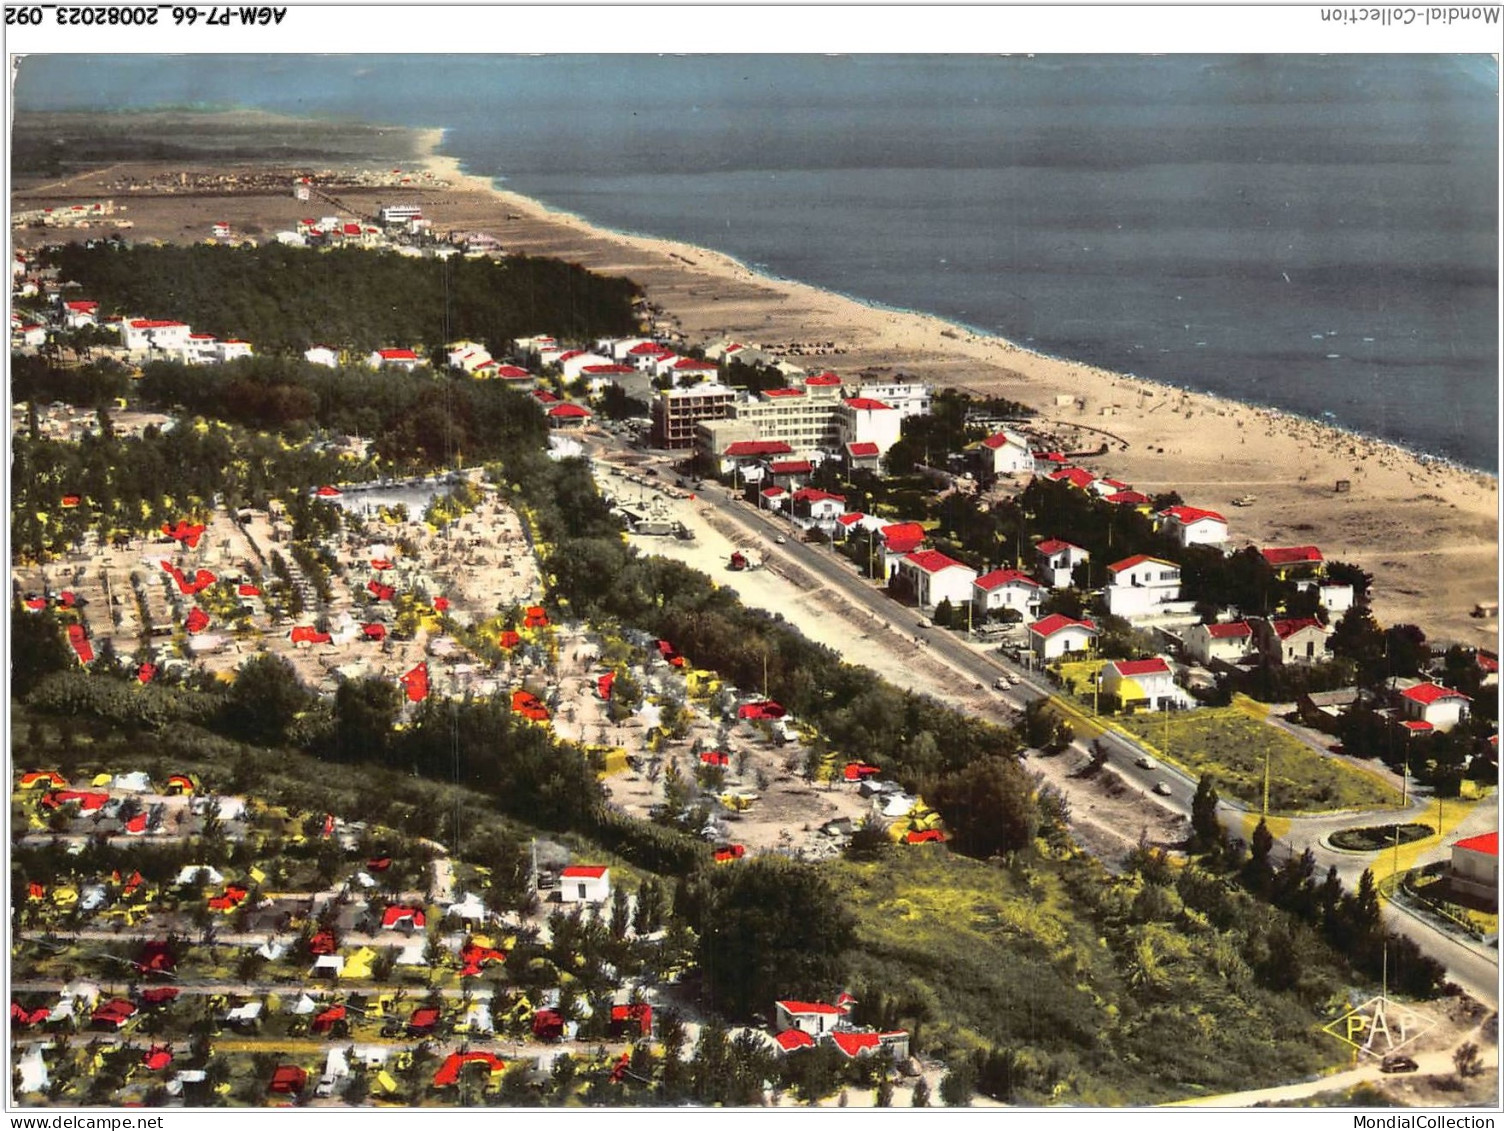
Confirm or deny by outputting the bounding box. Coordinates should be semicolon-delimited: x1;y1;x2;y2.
362;622;387;640
400;663;430;702
67;623;94;664
142;1045;173;1071
737;700;785;720
316;485;342;498
61;494;81;508
370;558;394;570
11;1002;49;1028
433;596;450;613
290;626;331;645
161;520;206;549
311;1004;346;1035
184;608;210;634
499;630;521;649
407;1007;441;1036
368;580;396;602
137;663;157;684
597;671;616;700
268;1066;307;1095
433;1051;505;1087
237;583;261;597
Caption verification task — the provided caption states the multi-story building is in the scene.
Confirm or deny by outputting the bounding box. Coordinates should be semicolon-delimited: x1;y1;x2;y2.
855;380;932;419
652;382;736;449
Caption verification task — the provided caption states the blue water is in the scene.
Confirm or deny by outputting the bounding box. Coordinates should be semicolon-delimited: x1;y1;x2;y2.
14;54;1499;469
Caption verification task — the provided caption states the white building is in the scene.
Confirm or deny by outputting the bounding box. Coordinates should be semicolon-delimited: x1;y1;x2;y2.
184;333;219;365
305;345;339;368
560;351;613;380
120;319;192;352
1157;505;1229;547
976;430;1034;476
1182;621;1254;665
1397;683;1472;732
897;550;978;612
216;339;253;363
1253;617;1331;666
972;568;1043;621
836;396;903;455
1035;539;1089;589
1098;657;1190;712
876;522;927;581
1028;613;1098;661
1449;832;1497;908
368;348;422;372
1105;555;1182;620
855;380;932;419
61;300;99;328
559;865;611;904
379;204;424;225
791;487;848;528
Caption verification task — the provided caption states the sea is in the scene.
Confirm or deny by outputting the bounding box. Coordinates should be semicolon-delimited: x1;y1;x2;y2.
13;54;1500;470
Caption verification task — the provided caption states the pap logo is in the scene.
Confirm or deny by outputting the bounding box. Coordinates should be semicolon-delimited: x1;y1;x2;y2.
1322;996;1435;1059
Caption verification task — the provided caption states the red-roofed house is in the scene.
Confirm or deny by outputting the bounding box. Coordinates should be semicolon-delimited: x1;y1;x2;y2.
1028;614;1098;661
836;396;902;454
775;1000;848;1036
546;402;592;426
1035;539;1089;589
560;865;610;904
1105;490;1154;511
767;459;813;488
92;999;139;1031
268;1065;307;1095
975;430;1033;475
1449;832;1498;908
1253;617;1330;666
972;568;1043;621
844;440;882;472
368;348;422;371
1106;555;1182;620
62;300;99;329
724;439;793;461
1048;466;1098;492
897;550;978;611
759;485;787;513
608;1003;653;1040
876;522;927;580
1397;683;1472;732
791;487;847;525
1183;621;1255;666
1158;505;1228;547
1261;545;1325;579
1099;657;1188;712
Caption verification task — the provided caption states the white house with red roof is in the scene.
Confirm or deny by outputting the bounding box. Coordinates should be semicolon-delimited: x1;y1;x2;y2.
304;345;339;368
844;441;882;472
368;348;422;372
578;363;638;393
1183;621;1254;666
1035;539;1089;589
546;403;592;428
120;319;192;352
775;999;848;1037
665;356;721;385
855;379;932;419
766;458;813;489
598;336;655;361
1253;617;1330;666
558;865;610;904
791;487;847;527
1106;555;1182;620
897;550;978;611
560;351;612;380
1028;613;1098;660
61;300;99;329
1099;657;1190;712
447;341;493;371
876;522;928;580
1396;682;1471;732
15;323;46;349
759;485;788;513
836;396;902;454
216;340;253;363
975;430;1034;476
1158;505;1228;547
1449;831;1497;908
183;333;219;365
1090;477;1134;498
973;568;1043;621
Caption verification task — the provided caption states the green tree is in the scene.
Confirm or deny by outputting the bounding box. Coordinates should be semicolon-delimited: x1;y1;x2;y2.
221;653;312;747
1190;774;1221;853
683;858;854;1020
926;757;1039;859
12;603;75;699
939;1060;976;1106
911;1077;931;1107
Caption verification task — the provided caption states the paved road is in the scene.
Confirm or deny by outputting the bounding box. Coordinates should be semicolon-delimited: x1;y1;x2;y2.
648;465;1499;1006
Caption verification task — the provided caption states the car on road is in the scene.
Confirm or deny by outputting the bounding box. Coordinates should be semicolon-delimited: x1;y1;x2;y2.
1136;755;1158;770
774;535;787;544
1380;1055;1419;1074
1152;781;1172;797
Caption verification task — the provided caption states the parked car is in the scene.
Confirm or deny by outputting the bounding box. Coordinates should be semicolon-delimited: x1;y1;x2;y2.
1136;755;1158;770
1380;1055;1419;1074
1152;781;1172;797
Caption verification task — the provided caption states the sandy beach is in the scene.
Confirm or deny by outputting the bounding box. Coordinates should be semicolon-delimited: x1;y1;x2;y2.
12;121;1497;650
414;139;1499;652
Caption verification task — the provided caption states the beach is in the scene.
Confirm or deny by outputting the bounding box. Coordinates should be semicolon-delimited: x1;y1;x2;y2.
414;140;1499;652
12;121;1497;650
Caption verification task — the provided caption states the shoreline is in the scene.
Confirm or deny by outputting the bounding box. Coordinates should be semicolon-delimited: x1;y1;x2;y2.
412;136;1500;651
422;143;1498;483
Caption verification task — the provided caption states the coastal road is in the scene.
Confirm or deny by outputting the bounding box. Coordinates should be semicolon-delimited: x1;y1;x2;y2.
595;443;1497;1004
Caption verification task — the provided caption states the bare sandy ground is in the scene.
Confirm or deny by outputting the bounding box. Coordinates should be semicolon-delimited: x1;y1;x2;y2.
14;127;1497;650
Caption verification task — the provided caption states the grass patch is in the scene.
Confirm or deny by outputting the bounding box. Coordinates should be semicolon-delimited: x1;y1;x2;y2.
1109;706;1399;814
1328;824;1433;853
823;848;1350;1105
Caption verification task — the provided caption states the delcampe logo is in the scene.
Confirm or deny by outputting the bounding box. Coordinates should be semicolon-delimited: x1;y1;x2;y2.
1322;996;1436;1058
